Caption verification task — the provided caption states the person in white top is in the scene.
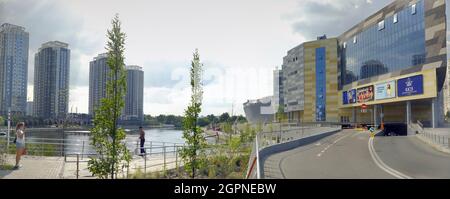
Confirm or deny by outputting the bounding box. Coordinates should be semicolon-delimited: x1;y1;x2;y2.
14;122;26;169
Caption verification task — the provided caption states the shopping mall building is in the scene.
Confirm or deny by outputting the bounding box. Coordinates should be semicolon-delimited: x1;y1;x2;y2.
245;0;448;130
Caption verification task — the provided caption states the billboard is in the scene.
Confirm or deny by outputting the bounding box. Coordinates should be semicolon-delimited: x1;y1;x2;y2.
375;81;396;100
398;75;424;97
343;89;356;105
357;85;374;103
343;91;348;105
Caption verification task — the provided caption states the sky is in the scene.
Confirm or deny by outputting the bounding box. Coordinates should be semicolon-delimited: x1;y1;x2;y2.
1;0;447;116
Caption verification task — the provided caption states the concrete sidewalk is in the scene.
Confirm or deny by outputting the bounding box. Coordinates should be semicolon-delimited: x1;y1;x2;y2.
0;155;64;179
1;154;180;179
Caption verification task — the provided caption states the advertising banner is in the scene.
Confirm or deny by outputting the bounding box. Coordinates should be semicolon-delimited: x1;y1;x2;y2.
375;81;396;100
343;91;348;105
357;85;374;103
343;89;356;105
398;75;424;97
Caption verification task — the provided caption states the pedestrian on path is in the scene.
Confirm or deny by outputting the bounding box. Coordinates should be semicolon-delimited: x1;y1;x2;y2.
139;126;146;155
14;122;26;170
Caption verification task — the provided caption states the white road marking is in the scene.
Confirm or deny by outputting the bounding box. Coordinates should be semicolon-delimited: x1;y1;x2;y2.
368;137;413;179
316;133;352;157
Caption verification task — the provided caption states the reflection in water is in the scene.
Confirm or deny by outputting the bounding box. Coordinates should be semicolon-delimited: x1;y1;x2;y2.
24;129;185;155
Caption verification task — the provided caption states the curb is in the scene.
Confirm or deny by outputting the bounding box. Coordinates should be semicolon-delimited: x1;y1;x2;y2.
415;135;450;154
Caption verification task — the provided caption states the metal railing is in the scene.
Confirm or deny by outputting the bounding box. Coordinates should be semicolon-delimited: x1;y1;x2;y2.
418;130;450;150
61;141;185;179
133;144;185;176
0;136;95;156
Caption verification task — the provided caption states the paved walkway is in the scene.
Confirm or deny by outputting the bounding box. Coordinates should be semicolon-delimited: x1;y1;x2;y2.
1;154;180;179
0;155;64;179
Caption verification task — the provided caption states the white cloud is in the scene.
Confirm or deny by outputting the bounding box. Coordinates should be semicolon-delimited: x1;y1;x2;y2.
4;0;449;116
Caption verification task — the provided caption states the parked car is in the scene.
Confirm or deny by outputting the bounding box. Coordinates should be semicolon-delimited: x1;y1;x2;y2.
0;131;6;137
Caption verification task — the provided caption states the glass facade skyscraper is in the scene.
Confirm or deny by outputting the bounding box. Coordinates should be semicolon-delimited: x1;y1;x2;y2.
0;23;29;116
340;0;426;86
263;0;447;126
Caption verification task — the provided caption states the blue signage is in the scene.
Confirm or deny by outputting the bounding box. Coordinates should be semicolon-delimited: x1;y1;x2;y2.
343;89;356;105
348;89;356;104
343;91;348;105
397;75;424;97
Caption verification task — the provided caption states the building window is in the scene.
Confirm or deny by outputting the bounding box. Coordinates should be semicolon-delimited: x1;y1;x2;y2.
393;13;398;24
353;36;357;44
412;4;417;14
378;20;385;31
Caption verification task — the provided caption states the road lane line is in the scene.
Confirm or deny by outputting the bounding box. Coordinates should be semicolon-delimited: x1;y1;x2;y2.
368;137;413;179
316;132;353;157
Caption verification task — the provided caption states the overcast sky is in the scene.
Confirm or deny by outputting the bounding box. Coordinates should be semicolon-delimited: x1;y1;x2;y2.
1;0;447;116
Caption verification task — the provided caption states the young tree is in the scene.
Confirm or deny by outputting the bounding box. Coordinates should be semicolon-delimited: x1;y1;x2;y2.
88;14;130;179
276;105;285;123
180;49;206;178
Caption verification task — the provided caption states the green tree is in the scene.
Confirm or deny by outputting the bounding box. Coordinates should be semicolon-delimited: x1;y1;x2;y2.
197;117;210;127
276;105;285;123
206;114;217;124
0;116;4;126
180;49;206;178
88;14;131;179
219;112;230;123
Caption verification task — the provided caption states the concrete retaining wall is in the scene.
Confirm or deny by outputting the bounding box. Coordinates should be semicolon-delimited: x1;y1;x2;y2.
259;128;341;178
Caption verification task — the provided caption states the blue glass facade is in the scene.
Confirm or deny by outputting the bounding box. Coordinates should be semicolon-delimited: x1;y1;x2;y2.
316;47;326;122
340;0;426;86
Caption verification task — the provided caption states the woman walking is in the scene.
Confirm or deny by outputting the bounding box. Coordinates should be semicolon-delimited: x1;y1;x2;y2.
14;122;26;170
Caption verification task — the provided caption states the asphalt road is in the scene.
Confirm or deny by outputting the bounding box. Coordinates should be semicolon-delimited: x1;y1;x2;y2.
263;129;450;179
374;135;450;179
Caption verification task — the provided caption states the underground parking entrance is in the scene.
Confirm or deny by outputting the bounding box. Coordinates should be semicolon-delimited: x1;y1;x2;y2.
340;98;439;136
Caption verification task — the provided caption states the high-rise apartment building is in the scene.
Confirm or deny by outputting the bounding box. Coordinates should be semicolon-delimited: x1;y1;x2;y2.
88;53;109;116
89;54;144;123
123;65;144;122
33;41;70;119
0;23;29;116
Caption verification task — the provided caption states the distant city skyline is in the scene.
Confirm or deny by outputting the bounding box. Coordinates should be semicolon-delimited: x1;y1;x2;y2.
1;0;449;116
